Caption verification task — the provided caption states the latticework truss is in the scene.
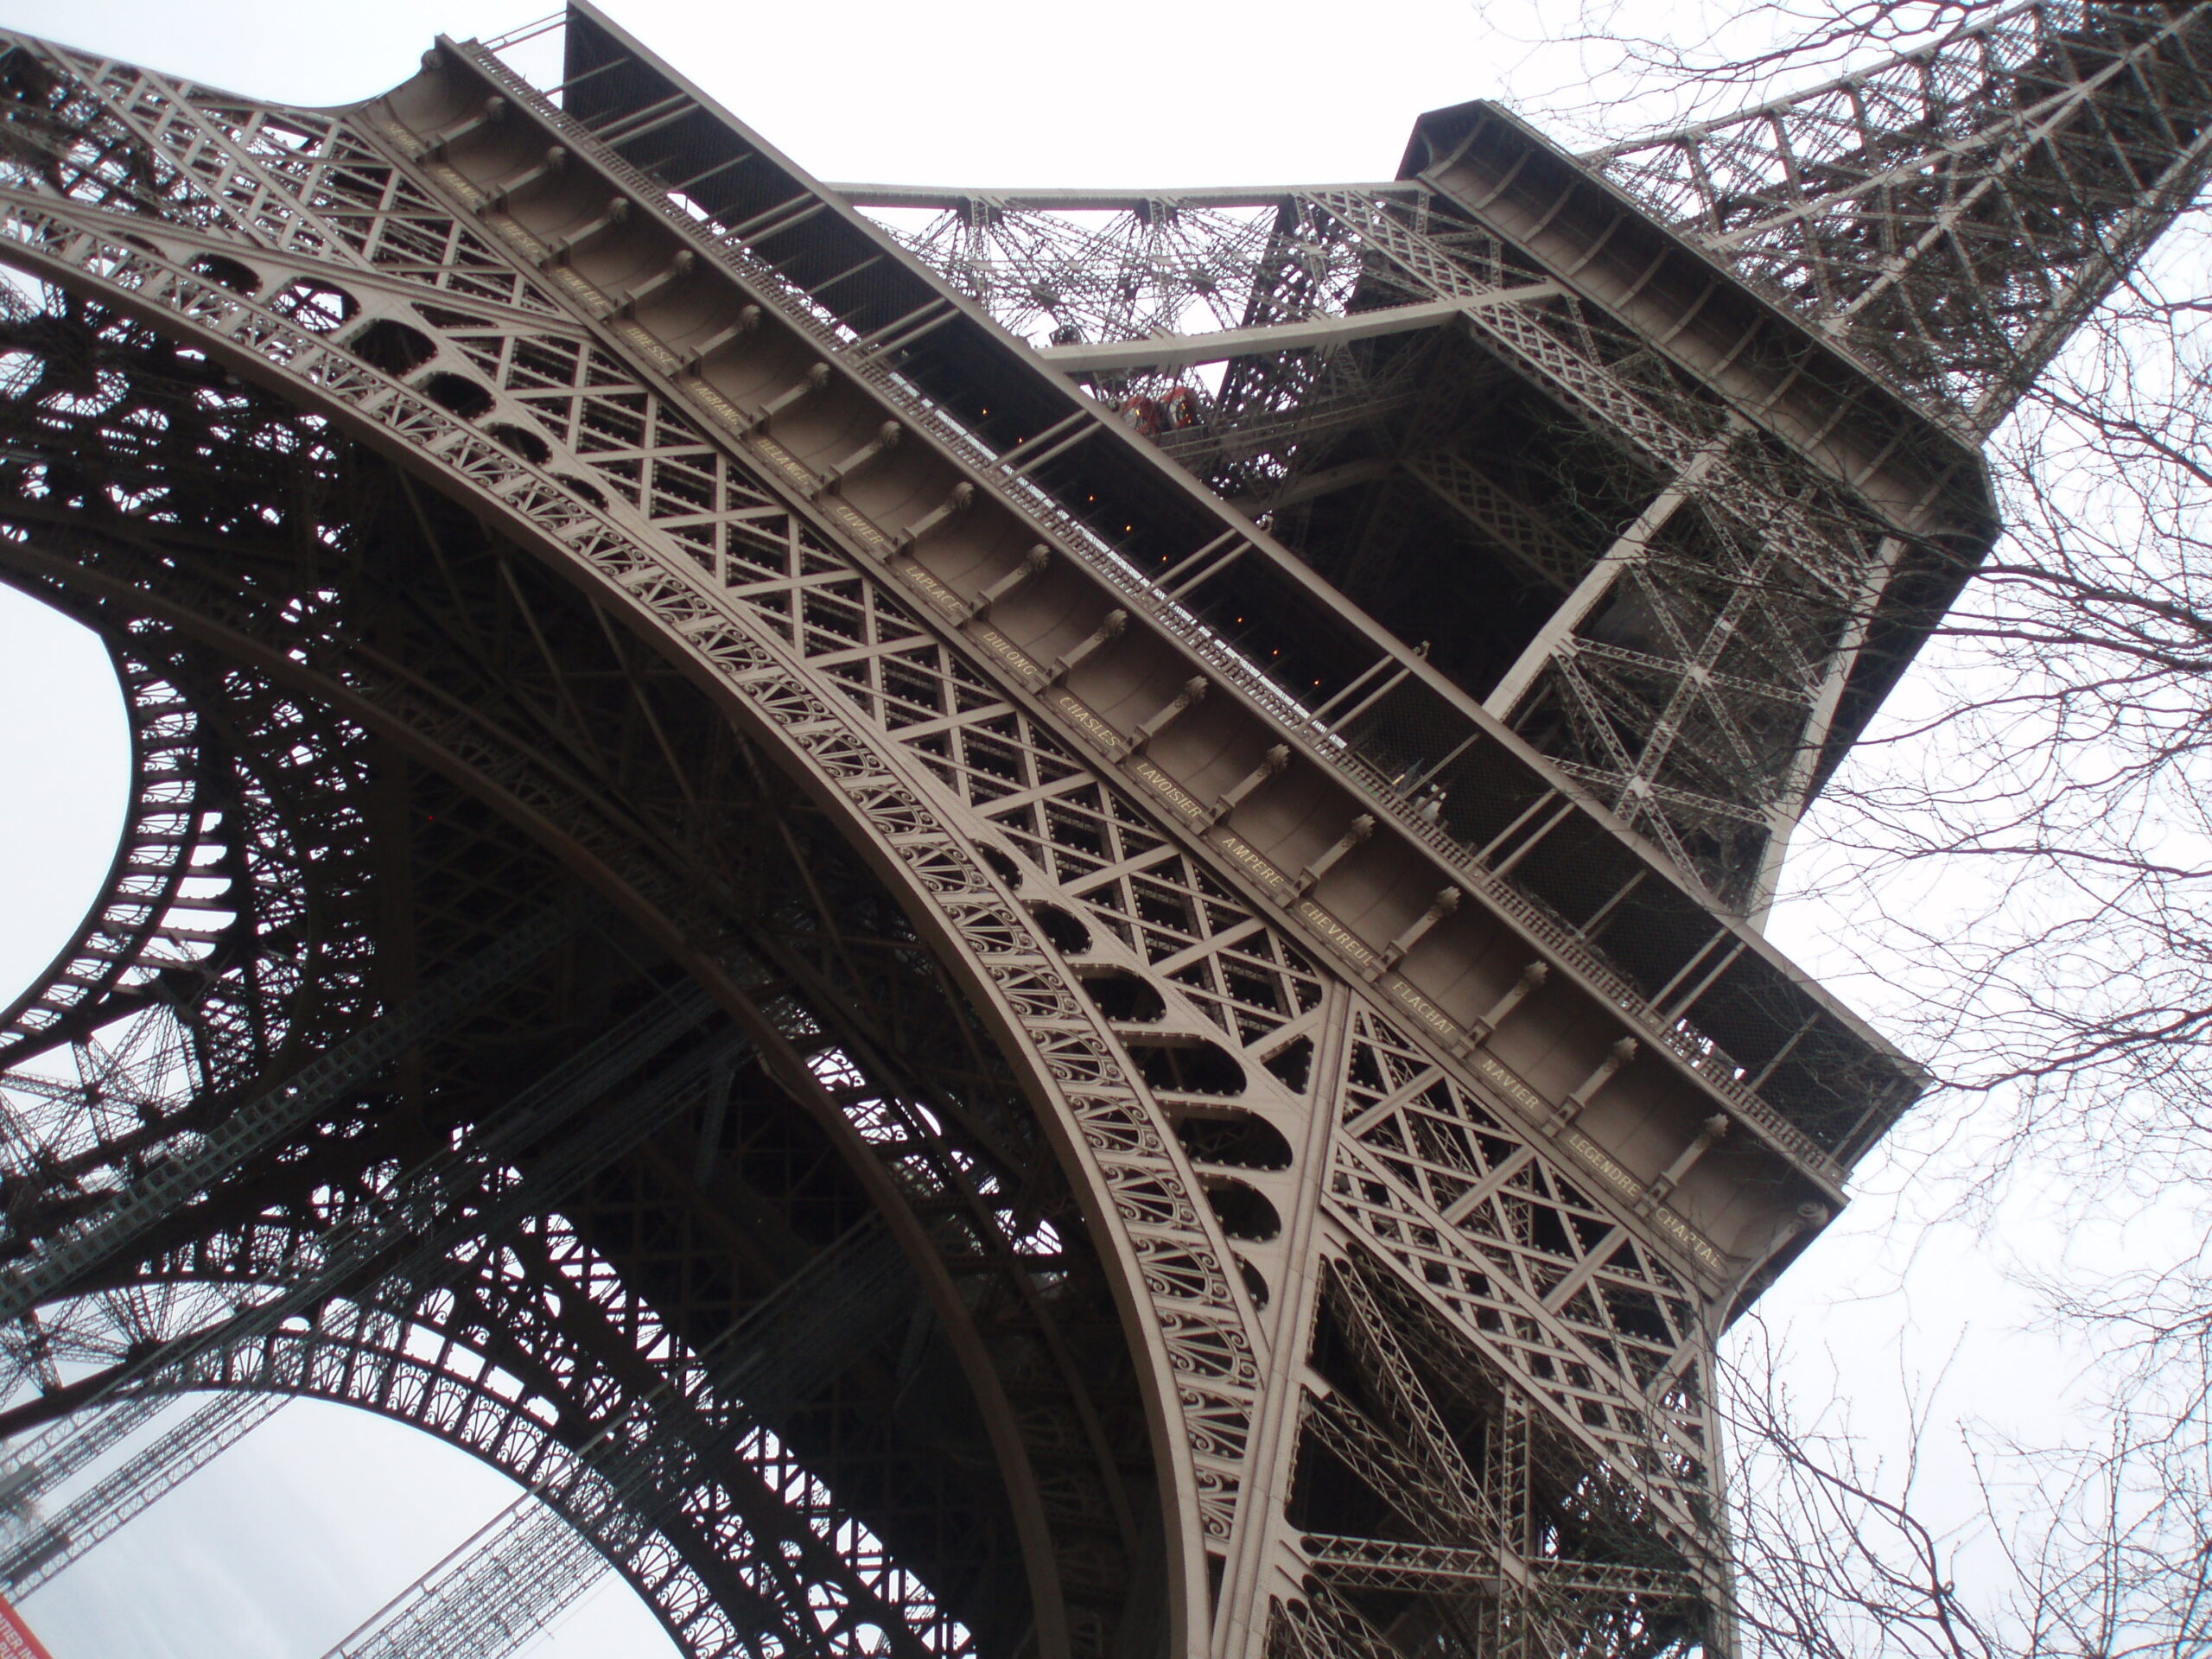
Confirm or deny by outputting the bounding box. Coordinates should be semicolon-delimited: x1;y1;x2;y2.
0;5;2198;1659
851;2;2212;906
1590;0;2212;431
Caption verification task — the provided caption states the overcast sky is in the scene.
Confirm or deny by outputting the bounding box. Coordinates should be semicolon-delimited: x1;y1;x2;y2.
0;0;2099;1653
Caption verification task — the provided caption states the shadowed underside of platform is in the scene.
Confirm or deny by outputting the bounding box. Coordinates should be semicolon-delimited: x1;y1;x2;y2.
0;6;2202;1658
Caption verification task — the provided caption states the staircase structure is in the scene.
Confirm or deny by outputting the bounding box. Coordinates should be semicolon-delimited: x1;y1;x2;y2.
0;3;2203;1656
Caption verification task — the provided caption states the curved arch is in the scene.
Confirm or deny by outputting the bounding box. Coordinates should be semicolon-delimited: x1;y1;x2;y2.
0;539;1101;1645
1171;1108;1294;1173
56;1393;676;1656
0;949;1044;1656
0;364;1180;1659
0;156;1262;1658
0;509;1115;1627
88;1241;968;1659
0;619;387;1301
0;645;198;1069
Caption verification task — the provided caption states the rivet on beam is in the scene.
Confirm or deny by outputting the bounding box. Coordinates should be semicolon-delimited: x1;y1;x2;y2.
542;196;630;265
590;90;694;149
1695;1200;1833;1341
1764;1200;1833;1262
722;195;827;246
996;410;1092;477
1165;538;1251;606
1294;813;1374;896
1048;609;1126;685
1210;744;1288;824
1468;960;1548;1047
847;296;959;359
960;542;1046;613
747;362;831;431
613;249;695;318
481;144;567;212
1154;528;1241;596
896;482;979;553
428;94;505;159
669;149;754;198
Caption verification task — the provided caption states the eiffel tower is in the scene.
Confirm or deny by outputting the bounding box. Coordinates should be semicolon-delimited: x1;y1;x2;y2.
0;3;2204;1656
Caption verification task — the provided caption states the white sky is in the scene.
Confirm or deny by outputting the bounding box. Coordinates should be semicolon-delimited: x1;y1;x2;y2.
0;0;2117;1653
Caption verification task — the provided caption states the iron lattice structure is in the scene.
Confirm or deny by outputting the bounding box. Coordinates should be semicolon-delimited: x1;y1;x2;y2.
0;3;2202;1656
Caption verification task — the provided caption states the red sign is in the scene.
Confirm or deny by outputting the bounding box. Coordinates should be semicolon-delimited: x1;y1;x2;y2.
0;1594;52;1659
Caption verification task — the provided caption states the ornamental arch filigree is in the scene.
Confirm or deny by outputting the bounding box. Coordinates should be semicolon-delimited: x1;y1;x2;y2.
3;5;2208;1656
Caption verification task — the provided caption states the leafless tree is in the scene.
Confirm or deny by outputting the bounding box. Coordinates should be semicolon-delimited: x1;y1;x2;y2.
1718;1313;2212;1659
1517;0;2212;1652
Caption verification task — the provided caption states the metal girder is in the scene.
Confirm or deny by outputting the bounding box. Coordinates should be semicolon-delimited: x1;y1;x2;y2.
1300;1533;1501;1592
498;3;1932;1180
327;1492;606;1659
858;167;1965;901
0;652;232;1075
0;16;1873;1655
1034;294;1553;376
0;624;383;1192
0;982;725;1602
0;1391;284;1597
0;7;2193;1659
0;491;1115;1654
1589;1;2212;432
845;17;2212;907
833;185;1409;213
0;295;1147;1646
1287;1245;1711;1656
327;1495;606;1659
324;1223;910;1659
0;906;586;1329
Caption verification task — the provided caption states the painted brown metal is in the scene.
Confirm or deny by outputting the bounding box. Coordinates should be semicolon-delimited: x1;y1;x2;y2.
0;6;2203;1658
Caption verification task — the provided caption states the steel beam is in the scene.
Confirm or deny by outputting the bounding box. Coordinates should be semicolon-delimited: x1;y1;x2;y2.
1035;296;1541;375
0;8;2200;1659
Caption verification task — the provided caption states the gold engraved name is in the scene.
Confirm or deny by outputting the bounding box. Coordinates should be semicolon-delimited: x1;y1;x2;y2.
824;497;889;550
1469;1056;1727;1272
376;114;423;156
1562;1132;1727;1275
969;625;1044;683
1649;1205;1727;1274
1128;758;1205;823
1385;979;1457;1040
487;217;550;263
615;320;679;375
1472;1051;1550;1123
1211;831;1287;893
1291;899;1454;1039
1050;690;1125;757
745;431;823;494
1563;1128;1643;1202
429;161;485;209
685;378;751;436
1295;899;1377;970
897;562;969;621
